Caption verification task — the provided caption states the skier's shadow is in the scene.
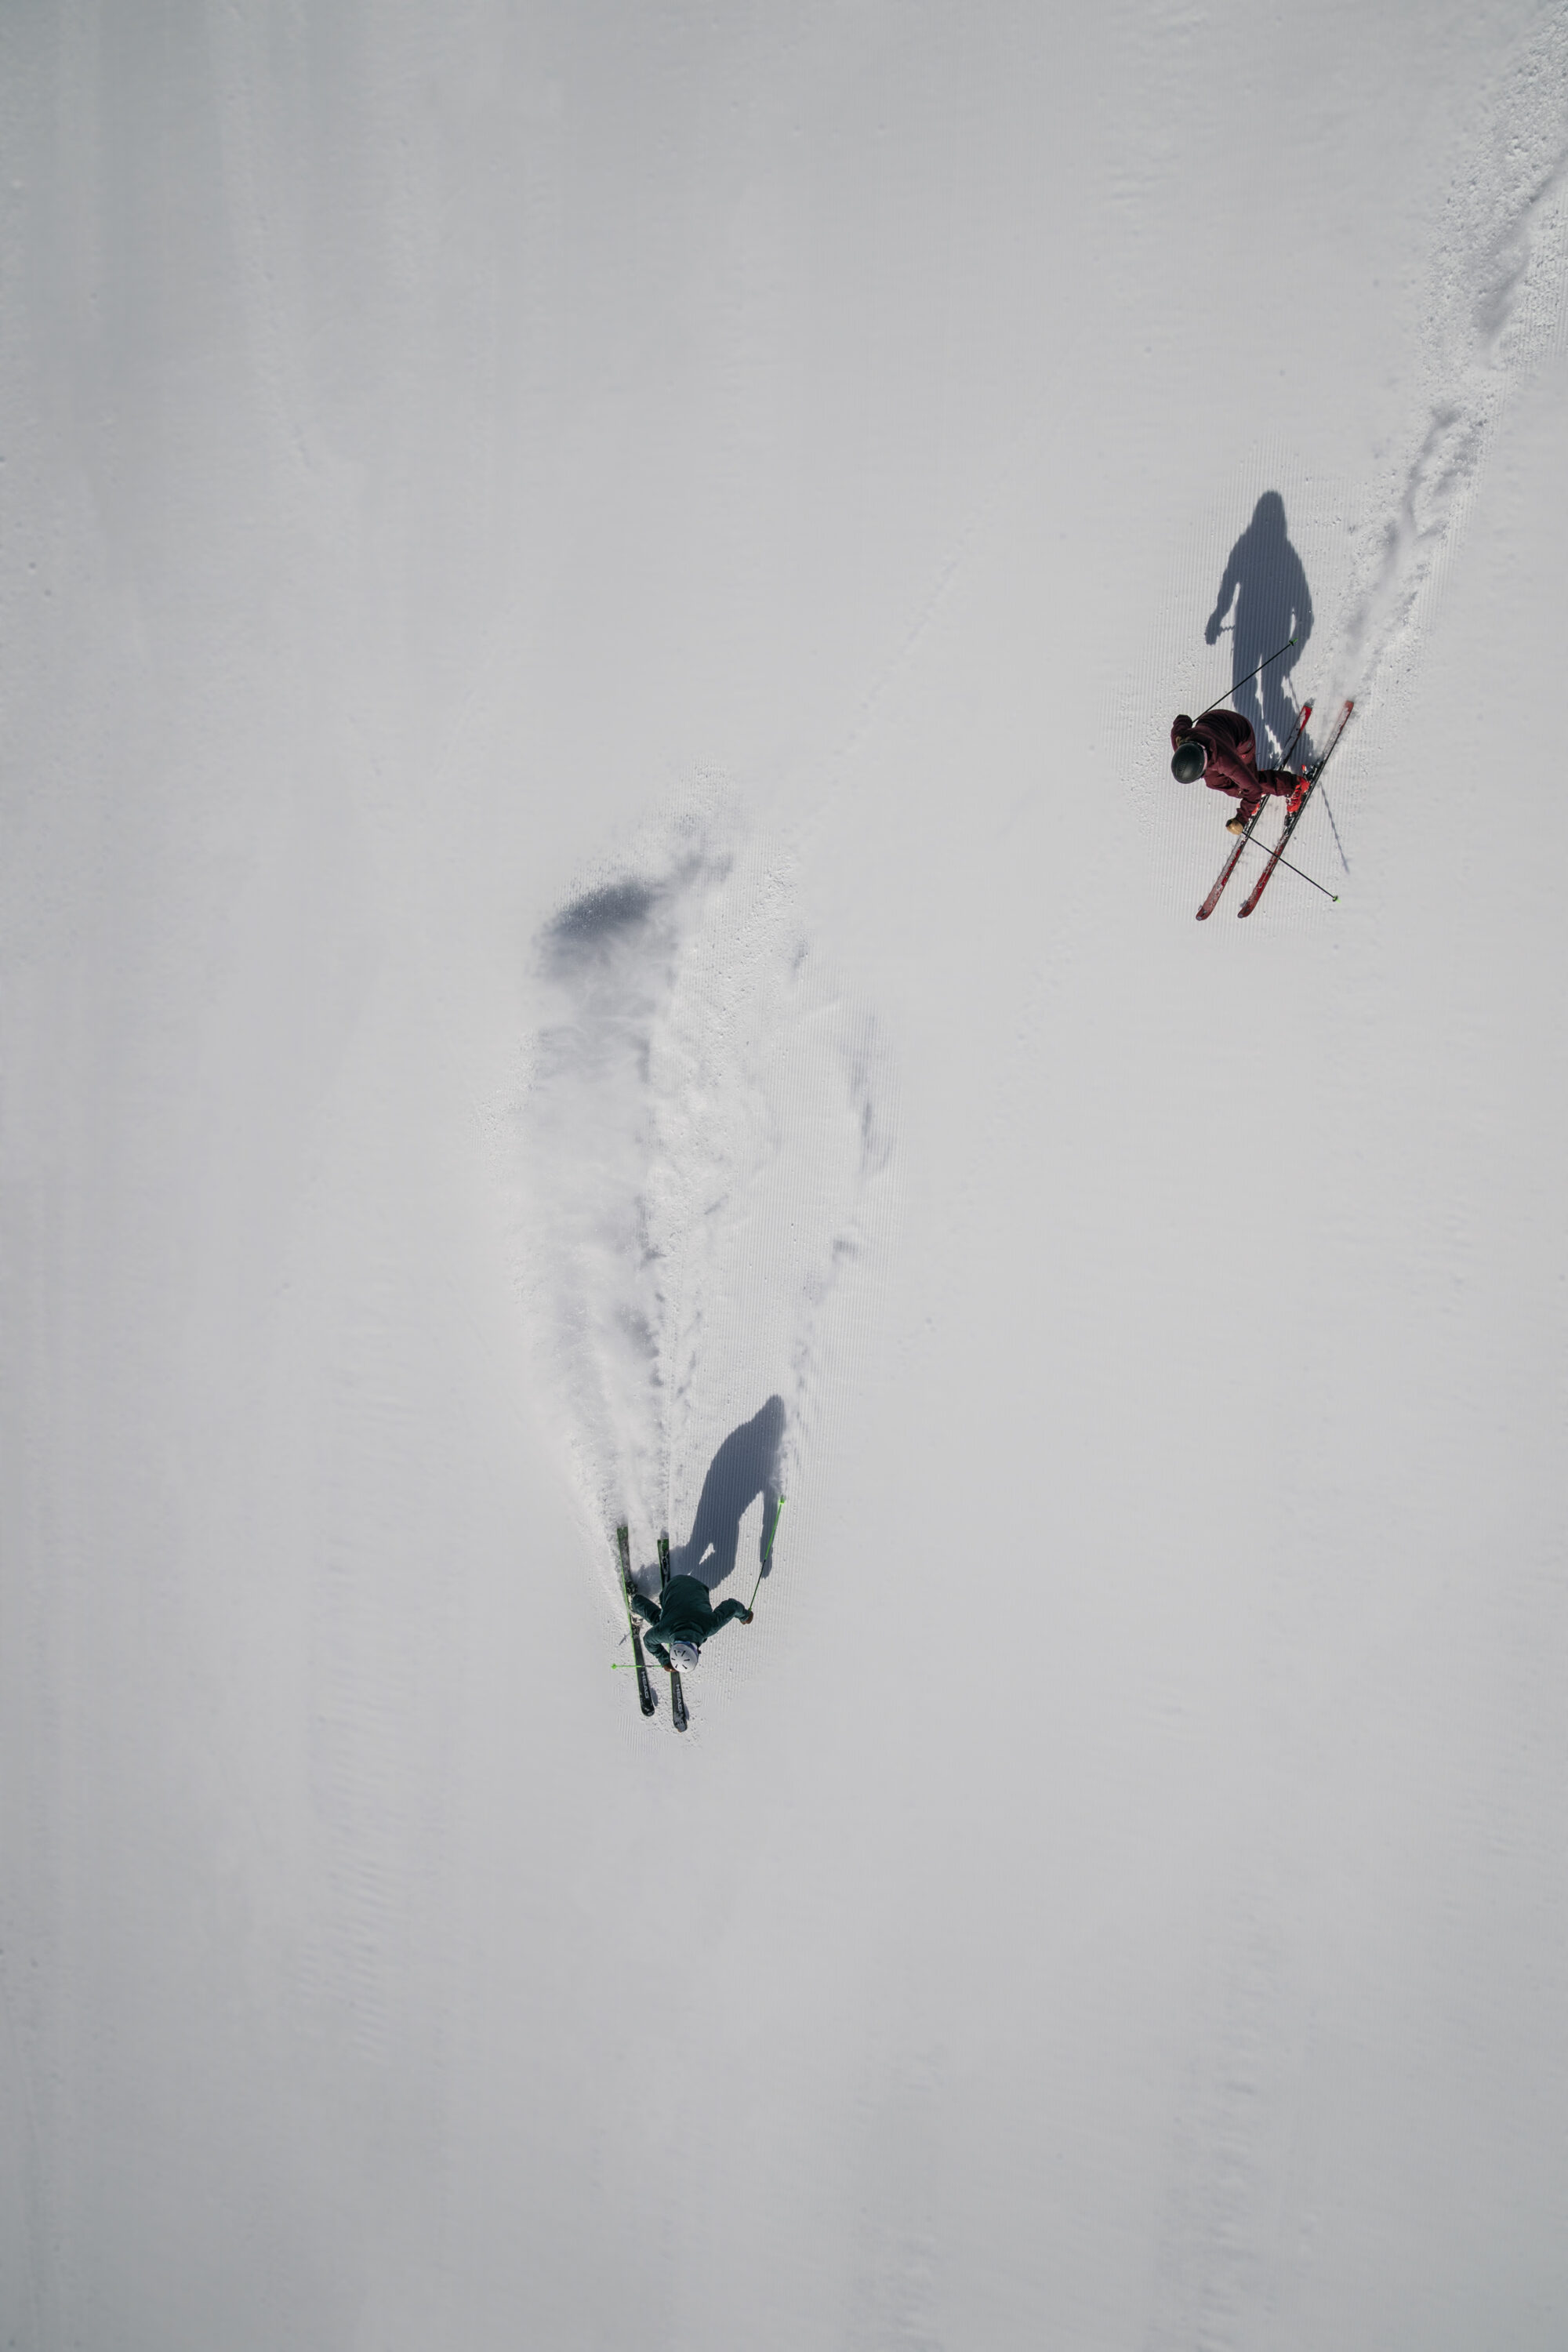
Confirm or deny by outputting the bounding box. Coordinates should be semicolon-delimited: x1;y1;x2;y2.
672;1396;787;1592
1203;490;1316;764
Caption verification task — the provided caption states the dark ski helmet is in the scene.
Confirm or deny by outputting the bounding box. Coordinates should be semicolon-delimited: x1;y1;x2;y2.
1171;736;1207;782
669;1639;701;1672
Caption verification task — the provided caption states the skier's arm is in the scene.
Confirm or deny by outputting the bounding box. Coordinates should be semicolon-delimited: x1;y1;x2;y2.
706;1597;754;1635
630;1589;662;1628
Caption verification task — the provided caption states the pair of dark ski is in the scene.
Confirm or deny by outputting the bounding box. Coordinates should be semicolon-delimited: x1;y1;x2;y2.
1196;697;1355;921
617;1523;688;1731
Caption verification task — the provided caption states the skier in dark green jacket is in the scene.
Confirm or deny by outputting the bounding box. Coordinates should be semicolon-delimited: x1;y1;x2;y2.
630;1575;753;1673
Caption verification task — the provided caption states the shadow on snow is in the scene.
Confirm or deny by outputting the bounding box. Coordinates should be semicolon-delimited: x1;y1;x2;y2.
670;1396;787;1591
1203;490;1316;764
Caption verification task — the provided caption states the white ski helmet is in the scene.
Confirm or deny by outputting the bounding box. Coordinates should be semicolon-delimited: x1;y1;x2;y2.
669;1639;701;1672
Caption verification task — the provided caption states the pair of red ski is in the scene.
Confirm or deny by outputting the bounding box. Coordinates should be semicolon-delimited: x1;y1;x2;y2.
1196;699;1354;921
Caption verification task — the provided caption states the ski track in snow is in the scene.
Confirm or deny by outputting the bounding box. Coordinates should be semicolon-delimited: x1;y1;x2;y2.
516;804;893;1599
1121;34;1568;2307
1329;13;1568;710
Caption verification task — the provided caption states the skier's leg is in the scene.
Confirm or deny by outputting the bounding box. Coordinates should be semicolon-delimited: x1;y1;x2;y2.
1258;767;1305;815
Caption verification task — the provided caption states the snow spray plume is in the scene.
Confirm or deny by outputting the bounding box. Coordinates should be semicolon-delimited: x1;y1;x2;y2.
1331;16;1568;708
517;809;894;1593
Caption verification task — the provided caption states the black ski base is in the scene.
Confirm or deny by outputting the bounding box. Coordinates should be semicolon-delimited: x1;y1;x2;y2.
659;1532;689;1731
617;1524;657;1717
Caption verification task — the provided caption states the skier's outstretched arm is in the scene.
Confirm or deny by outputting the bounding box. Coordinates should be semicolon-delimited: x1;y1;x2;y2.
630;1589;662;1628
707;1597;754;1634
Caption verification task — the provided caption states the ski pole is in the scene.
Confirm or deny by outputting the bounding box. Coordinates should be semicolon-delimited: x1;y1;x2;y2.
1216;701;1308;848
1258;844;1338;902
1230;787;1338;902
1225;736;1338;903
746;1496;787;1613
1195;632;1296;720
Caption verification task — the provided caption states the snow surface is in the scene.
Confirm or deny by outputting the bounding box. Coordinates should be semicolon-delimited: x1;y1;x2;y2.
3;3;1568;2345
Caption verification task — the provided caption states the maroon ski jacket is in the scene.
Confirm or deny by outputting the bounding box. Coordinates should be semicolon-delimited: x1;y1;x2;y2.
1172;710;1294;823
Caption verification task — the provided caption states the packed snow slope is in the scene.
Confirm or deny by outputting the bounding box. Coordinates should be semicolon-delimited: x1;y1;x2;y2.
3;2;1566;2346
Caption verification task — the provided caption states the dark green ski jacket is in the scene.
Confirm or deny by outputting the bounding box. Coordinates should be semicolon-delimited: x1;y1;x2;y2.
632;1573;750;1661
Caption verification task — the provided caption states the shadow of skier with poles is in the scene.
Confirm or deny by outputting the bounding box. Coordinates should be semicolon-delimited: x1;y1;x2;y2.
1205;491;1314;764
673;1396;787;1591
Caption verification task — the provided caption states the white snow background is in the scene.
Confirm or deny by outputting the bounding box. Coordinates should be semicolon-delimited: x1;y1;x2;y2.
3;3;1567;2347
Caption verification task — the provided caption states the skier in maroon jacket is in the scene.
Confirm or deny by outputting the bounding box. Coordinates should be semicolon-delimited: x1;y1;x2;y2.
1171;708;1306;833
